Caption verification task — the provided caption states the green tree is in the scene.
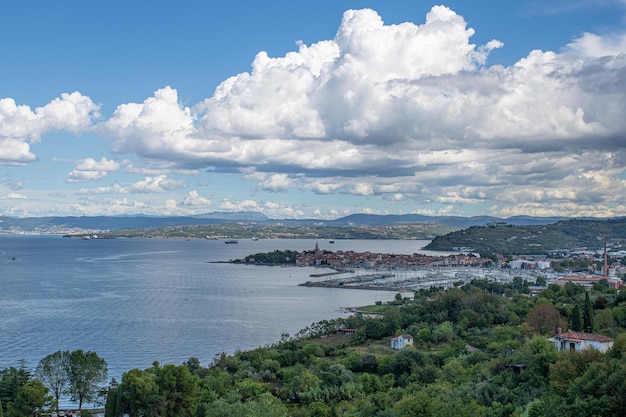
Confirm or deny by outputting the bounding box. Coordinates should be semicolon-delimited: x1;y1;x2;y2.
117;369;160;417
0;366;30;411
382;307;401;335
65;350;108;410
570;305;583;332
433;321;454;342
35;350;69;412
6;380;51;417
153;363;200;417
104;379;121;417
363;318;385;340
583;292;594;332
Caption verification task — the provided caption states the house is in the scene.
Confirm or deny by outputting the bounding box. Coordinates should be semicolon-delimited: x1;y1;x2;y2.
337;327;355;337
548;329;614;353
391;334;414;349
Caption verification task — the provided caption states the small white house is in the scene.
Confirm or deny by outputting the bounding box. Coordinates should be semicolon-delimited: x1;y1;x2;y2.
391;334;414;350
548;329;614;353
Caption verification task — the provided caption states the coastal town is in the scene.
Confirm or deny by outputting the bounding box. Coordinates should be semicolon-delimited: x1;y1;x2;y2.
284;242;626;292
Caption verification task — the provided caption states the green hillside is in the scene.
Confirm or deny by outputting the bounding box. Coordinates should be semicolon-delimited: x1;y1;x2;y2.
425;217;626;255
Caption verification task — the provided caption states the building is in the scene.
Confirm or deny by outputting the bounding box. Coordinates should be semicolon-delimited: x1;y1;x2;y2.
548;329;614;353
391;334;414;350
509;260;551;270
337;328;355;336
554;275;622;290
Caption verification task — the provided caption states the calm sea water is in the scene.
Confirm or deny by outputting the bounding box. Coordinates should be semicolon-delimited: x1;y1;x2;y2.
0;236;434;384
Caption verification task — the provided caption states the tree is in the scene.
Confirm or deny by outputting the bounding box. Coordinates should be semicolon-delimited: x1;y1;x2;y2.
583;292;594;332
382;307;401;335
571;305;583;332
153;363;200;417
65;350;108;410
117;369;160;417
526;303;565;335
104;379;121;417
6;380;51;417
0;366;30;411
35;350;69;412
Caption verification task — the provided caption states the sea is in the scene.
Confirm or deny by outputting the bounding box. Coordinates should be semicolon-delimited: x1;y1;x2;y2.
0;235;436;387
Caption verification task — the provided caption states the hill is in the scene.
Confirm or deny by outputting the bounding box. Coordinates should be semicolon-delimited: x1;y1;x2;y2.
0;212;570;235
425;217;626;254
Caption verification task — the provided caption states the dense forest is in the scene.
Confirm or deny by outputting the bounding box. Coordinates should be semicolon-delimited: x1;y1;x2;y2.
3;278;626;416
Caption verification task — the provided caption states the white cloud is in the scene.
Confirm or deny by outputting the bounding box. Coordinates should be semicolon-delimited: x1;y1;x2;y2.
66;157;121;183
219;198;260;212
128;175;187;193
565;32;626;57
165;199;177;211
0;93;99;165
182;190;211;206
8;5;626;218
0;92;99;141
0;138;36;165
76;184;129;195
240;167;266;181
258;173;292;192
102;86;198;160
3;193;27;199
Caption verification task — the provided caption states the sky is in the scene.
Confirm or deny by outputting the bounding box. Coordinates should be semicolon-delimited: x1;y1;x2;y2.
1;1;626;220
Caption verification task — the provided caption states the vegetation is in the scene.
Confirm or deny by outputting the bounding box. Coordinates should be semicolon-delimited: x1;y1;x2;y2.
35;351;69;412
69;222;458;240
0;350;107;415
65;350;108;410
425;217;626;254
238;250;299;265
4;281;626;416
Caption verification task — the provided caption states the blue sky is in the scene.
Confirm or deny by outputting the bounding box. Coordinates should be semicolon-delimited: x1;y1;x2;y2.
1;0;626;219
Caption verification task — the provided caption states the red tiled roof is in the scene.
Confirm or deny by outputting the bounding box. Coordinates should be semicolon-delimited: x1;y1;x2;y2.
554;330;613;343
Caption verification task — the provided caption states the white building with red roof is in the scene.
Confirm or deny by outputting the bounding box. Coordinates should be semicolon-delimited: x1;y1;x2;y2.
548;329;614;353
391;334;414;350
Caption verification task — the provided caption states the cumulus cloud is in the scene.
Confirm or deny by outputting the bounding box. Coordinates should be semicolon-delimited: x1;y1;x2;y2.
0;93;99;165
127;175;187;193
66;157;121;183
219;198;260;212
258;173;292;192
0;138;36;165
34;6;626;217
75;175;187;195
101;86;198;160
182;190;211;206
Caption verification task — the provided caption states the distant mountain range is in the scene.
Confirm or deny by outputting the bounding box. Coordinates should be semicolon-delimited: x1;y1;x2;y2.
0;212;579;233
